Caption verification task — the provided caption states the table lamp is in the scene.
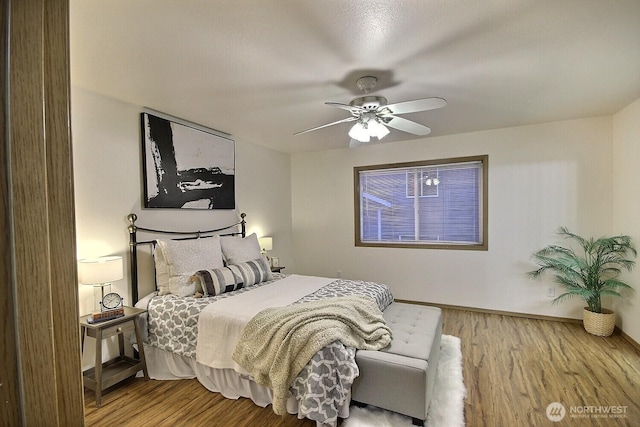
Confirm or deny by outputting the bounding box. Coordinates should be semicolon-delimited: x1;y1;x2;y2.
258;237;273;264
78;256;124;311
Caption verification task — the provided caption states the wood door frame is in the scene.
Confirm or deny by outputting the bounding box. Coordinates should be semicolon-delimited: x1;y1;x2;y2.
1;0;84;425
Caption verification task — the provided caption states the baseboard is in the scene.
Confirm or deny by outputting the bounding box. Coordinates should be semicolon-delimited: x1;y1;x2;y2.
394;299;640;350
620;330;640;353
394;298;583;323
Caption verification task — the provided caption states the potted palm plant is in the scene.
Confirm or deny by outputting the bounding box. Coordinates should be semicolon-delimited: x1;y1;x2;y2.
528;227;636;336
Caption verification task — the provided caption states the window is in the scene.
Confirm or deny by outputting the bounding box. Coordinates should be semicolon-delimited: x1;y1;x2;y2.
354;155;488;250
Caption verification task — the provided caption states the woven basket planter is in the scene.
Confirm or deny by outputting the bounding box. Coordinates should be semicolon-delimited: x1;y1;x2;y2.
583;308;616;336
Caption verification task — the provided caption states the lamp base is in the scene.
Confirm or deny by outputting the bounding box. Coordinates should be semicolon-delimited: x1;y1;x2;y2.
93;284;110;312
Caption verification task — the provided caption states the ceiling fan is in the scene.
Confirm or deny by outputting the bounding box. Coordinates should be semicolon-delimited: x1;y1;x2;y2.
294;76;447;147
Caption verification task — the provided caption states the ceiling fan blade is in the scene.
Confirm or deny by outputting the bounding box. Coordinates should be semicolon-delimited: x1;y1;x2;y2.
325;101;364;114
383;97;447;115
383;116;432;136
293;116;357;136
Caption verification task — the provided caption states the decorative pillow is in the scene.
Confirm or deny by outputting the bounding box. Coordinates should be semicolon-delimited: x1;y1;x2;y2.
191;257;273;297
190;267;243;296
155;236;224;296
168;274;201;297
152;242;171;296
220;233;262;265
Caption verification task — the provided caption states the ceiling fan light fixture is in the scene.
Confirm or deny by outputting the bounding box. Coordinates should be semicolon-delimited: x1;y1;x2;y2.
349;121;370;142
368;119;390;140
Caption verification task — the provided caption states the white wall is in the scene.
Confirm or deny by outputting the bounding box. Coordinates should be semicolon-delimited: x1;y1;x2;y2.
291;116;613;319
613;97;640;344
72;87;293;367
72;86;639;361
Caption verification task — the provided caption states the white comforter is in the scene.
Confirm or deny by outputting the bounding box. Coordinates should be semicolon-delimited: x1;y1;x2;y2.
195;274;333;373
144;274;395;427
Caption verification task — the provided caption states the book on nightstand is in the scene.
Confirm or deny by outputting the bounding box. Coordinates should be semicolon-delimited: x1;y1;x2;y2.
86;308;125;324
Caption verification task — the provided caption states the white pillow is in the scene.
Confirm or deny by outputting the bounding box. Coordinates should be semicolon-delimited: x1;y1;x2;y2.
220;233;262;265
156;236;224;296
153;243;171;296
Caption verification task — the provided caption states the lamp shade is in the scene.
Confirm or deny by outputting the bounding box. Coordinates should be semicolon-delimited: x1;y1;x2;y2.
78;256;123;285
258;237;273;251
368;119;390;140
348;122;370;143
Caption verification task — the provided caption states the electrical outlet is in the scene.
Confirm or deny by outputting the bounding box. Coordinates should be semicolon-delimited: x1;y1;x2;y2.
546;286;555;298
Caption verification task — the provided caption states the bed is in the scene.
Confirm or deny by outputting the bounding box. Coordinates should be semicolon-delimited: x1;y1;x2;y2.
127;213;394;427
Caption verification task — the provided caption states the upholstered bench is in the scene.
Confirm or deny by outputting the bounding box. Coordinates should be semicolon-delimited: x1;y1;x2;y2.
351;303;443;426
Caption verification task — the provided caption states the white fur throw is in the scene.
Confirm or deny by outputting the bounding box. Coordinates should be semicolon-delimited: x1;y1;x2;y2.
232;295;392;415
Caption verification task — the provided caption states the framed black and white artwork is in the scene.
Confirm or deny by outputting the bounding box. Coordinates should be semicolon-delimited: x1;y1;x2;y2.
141;112;235;209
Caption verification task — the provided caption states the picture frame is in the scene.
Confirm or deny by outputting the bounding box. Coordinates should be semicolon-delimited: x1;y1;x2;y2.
141;111;235;209
271;257;280;268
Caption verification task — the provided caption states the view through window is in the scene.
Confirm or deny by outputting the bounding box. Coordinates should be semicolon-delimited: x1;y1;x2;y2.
355;155;488;250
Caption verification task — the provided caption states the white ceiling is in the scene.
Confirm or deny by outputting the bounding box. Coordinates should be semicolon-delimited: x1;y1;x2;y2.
70;0;640;153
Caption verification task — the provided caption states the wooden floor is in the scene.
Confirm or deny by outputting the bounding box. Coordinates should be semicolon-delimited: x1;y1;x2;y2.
83;308;640;426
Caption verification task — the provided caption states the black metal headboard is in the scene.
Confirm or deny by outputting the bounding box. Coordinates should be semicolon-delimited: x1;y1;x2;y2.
127;212;246;304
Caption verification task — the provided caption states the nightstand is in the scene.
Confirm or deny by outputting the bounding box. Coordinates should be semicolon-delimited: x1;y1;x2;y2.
80;306;149;407
271;266;285;273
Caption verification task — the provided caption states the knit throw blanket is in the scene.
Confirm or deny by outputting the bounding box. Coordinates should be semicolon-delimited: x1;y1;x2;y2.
232;295;392;415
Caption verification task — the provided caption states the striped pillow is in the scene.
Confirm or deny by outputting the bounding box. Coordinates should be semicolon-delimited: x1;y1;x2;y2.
192;258;273;297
